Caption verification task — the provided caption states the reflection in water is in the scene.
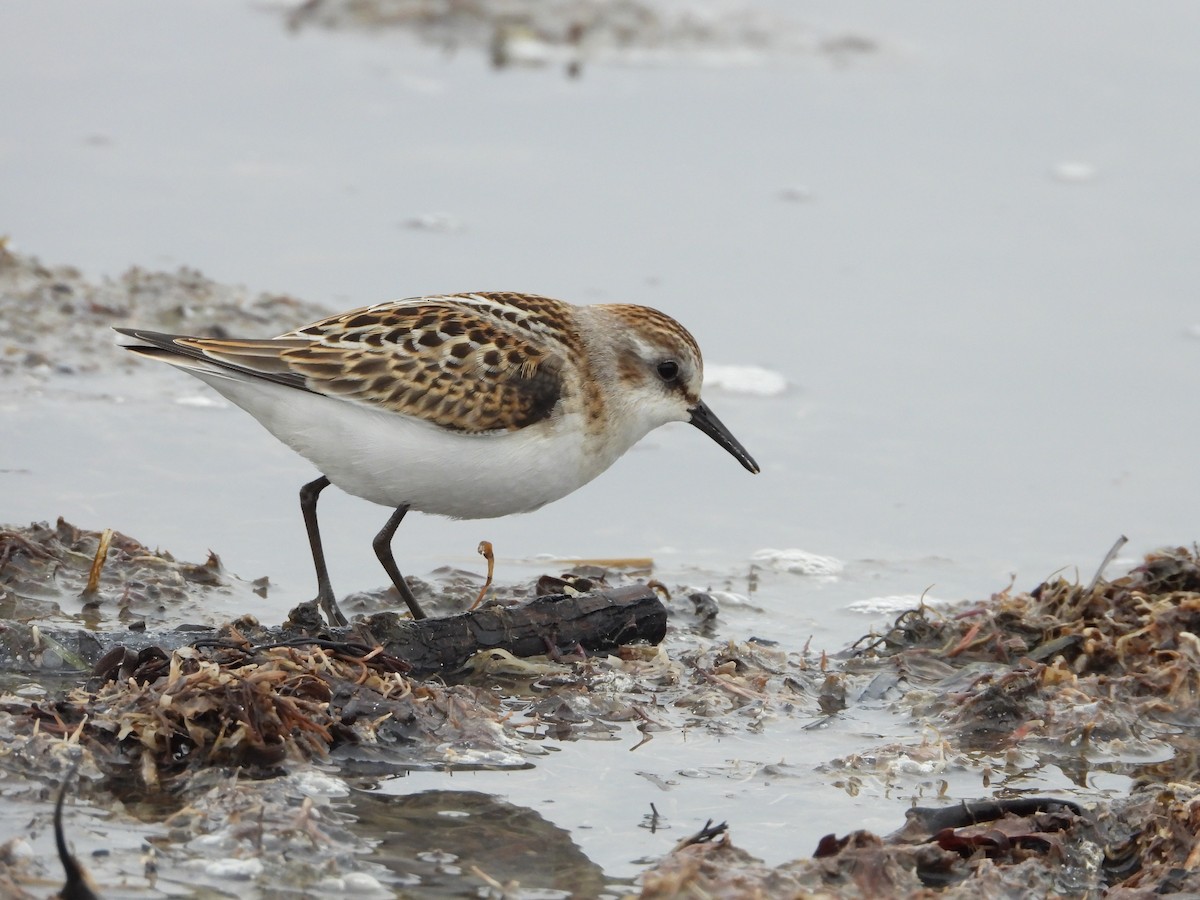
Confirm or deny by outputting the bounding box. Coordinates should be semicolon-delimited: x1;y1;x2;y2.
353;787;616;896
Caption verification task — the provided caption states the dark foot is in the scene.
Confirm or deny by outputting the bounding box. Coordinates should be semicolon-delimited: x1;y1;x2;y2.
318;588;348;627
299;475;348;627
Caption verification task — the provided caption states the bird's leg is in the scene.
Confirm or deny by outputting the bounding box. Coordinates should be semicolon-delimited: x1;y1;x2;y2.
299;475;348;627
372;505;427;620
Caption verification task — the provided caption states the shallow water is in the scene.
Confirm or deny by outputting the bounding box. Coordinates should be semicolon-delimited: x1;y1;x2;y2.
2;0;1200;894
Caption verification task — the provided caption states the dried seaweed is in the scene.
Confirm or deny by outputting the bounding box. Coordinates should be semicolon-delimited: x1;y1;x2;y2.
640;545;1200;897
0;516;243;627
847;545;1200;750
6;636;529;793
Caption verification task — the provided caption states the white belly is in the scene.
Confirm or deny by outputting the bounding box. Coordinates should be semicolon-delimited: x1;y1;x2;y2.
193;372;610;517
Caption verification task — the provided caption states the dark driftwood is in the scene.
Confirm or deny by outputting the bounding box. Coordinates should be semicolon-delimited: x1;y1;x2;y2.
359;584;666;676
1;585;667;679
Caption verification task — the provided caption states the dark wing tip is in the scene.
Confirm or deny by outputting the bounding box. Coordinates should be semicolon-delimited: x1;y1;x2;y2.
113;327;315;394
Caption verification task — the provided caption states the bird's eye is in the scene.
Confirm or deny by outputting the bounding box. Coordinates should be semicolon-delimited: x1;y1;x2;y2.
656;360;680;382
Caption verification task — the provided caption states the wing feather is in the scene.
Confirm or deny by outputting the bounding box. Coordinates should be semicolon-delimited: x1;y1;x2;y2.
116;293;572;434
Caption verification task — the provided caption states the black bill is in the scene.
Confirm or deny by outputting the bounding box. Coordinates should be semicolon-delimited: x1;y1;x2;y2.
688;400;760;474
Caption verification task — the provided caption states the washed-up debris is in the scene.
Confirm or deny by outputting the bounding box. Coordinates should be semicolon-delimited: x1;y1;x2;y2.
640;784;1200;898
0;515;824;894
0;242;331;384
0;520;796;737
845;543;1200;769
0;517;801;782
0;517;263;628
0;520;676;788
285;0;878;72
0;521;668;681
5;636;530;790
640;796;1088;897
638;544;1200;896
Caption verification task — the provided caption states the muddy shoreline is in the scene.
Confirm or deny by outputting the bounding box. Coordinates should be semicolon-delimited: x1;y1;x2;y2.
2;517;1200;896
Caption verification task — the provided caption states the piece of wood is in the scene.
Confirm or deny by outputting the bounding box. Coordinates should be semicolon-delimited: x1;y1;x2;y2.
357;584;666;676
0;584;668;679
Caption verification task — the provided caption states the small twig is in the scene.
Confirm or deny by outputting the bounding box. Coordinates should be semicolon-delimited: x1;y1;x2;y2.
1087;535;1128;592
470;540;495;610
945;622;984;658
673;819;728;851
82;528;113;596
469;864;518;896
